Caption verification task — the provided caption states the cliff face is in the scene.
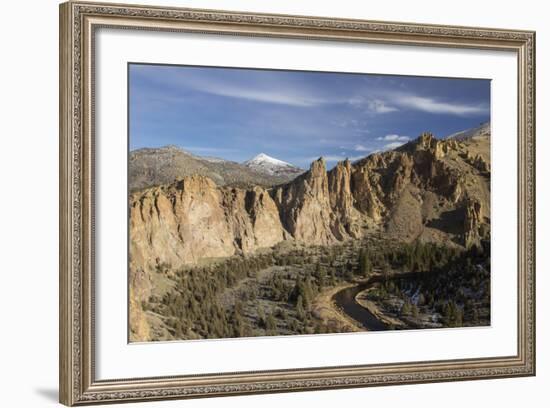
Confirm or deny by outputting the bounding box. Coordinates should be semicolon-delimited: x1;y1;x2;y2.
272;158;335;245
129;132;490;272
129;175;286;274
328;159;361;239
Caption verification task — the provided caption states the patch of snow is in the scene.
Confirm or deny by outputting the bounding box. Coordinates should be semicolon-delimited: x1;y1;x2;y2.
244;153;293;167
243;153;302;176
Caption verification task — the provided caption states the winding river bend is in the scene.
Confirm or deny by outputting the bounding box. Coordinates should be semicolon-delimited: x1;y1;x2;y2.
333;283;387;331
332;272;429;331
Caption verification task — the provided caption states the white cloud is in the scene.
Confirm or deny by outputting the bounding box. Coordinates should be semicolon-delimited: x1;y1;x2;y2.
354;144;372;152
383;141;407;150
144;67;330;108
390;93;489;116
377;134;410;142
349;90;488;117
347;96;365;108
366;99;398;113
331;118;370;134
195;82;326;107
331;118;358;128
348;96;398;114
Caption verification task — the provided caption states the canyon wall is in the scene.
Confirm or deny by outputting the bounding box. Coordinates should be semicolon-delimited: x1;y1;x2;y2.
130;133;490;274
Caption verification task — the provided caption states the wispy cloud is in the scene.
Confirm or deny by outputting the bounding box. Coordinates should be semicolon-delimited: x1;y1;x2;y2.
137;66;331;108
193;81;326;107
377;134;410;142
383;141;407;150
388;93;489;116
348;96;397;114
348;90;488;117
366;99;398;113
347;96;364;109
331;118;359;128
354;144;373;152
331;118;370;134
131;64;490;167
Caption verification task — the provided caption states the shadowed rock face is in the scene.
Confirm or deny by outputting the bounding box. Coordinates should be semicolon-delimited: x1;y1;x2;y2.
129;132;490;274
463;198;484;248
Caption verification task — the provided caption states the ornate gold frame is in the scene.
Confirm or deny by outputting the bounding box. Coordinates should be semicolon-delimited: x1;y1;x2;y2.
59;1;536;405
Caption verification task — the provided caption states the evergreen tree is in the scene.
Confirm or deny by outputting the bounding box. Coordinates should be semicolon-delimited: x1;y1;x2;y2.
401;301;411;315
265;313;277;334
382;262;390;282
329;269;337;286
411;303;419;318
296;295;305;321
472;307;479;324
358;249;372;278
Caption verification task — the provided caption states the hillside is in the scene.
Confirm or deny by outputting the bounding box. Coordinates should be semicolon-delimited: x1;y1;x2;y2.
446;121;490;141
129;146;302;191
129;132;490;272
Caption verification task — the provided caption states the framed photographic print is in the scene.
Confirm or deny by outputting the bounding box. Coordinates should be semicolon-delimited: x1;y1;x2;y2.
59;1;536;405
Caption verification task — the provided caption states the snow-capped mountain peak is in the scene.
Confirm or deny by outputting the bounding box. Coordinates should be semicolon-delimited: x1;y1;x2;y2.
245;153;292;167
243;153;304;177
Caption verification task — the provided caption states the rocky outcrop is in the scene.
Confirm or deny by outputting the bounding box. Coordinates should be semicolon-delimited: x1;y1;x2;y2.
129;175;286;274
349;157;387;222
327;159;361;239
130;132;491;271
222;186;286;253
129;265;152;341
463;197;483;248
473;154;490;173
272;158;336;245
129;131;491;339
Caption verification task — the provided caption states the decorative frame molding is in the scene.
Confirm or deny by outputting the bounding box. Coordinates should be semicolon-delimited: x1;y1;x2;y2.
59;1;536;405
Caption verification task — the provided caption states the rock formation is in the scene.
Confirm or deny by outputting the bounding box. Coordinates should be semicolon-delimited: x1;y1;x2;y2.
463;197;484;248
129;130;491;340
129;175;286;275
272;158;336;245
130;132;491;273
328;159;360;239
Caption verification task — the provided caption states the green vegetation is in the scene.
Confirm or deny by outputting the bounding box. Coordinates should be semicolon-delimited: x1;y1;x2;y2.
364;241;490;328
144;237;490;339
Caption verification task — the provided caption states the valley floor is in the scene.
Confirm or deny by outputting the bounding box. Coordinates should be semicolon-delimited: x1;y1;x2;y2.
134;236;491;342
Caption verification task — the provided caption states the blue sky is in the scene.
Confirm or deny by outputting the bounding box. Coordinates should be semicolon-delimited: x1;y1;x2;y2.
129;63;490;169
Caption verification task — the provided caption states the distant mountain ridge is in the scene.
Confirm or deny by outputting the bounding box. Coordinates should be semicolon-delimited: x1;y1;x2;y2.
129;146;303;191
446;122;490;141
243;153;304;178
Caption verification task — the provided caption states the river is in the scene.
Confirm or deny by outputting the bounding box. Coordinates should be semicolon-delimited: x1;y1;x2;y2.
332;283;387;331
332;272;428;331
